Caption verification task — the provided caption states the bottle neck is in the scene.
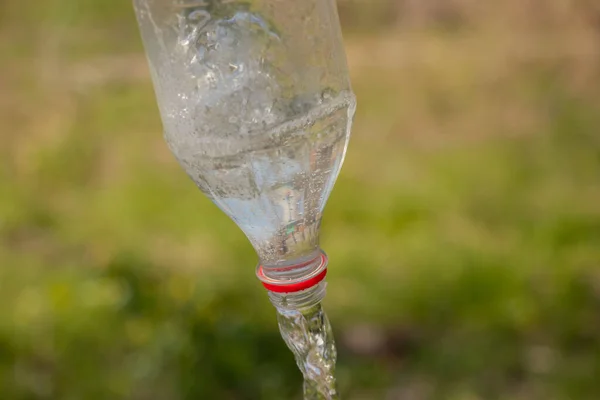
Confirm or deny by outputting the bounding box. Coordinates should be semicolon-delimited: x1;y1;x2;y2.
259;249;323;281
267;281;328;311
257;249;329;290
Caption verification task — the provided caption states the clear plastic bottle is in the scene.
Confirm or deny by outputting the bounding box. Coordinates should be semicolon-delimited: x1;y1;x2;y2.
133;1;354;398
133;0;355;283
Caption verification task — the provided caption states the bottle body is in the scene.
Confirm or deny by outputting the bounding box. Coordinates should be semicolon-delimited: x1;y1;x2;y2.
133;0;355;273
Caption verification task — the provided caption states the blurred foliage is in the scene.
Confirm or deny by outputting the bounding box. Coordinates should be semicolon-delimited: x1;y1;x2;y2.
1;0;600;399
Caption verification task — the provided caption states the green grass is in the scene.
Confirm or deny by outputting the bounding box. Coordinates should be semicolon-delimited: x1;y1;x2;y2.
1;1;600;399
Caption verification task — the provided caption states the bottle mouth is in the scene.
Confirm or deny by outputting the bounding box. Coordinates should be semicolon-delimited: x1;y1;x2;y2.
256;250;328;293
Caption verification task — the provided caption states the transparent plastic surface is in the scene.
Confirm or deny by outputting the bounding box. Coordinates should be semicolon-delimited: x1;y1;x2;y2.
133;2;353;397
133;0;355;276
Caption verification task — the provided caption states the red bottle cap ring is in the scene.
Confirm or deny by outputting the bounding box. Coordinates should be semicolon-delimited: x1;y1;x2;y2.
256;253;328;293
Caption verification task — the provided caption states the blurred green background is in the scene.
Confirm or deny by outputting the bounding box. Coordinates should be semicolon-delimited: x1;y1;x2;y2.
2;0;600;399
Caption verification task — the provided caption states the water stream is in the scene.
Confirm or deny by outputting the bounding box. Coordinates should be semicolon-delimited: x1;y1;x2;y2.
269;283;339;399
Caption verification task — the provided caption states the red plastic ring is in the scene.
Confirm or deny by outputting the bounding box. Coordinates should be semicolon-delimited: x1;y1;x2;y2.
257;254;328;293
257;266;327;293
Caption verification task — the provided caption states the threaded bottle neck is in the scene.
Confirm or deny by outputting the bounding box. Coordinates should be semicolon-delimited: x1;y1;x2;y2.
267;281;328;311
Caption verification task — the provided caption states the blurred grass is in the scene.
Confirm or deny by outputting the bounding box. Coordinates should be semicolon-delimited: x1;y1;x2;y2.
1;0;600;399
